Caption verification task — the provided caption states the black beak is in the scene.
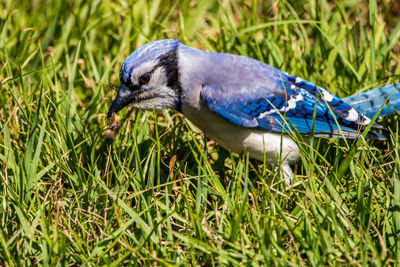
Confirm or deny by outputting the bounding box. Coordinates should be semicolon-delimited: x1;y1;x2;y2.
107;86;135;119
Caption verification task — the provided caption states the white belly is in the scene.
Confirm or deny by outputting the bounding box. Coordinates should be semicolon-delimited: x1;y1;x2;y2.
182;107;300;166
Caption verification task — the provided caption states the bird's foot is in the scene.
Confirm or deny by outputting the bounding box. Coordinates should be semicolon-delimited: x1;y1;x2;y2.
275;163;293;185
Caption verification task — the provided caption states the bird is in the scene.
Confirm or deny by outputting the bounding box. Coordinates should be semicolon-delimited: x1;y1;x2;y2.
107;39;400;184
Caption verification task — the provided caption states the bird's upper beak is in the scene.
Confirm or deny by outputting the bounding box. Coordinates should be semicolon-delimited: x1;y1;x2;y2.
107;85;134;118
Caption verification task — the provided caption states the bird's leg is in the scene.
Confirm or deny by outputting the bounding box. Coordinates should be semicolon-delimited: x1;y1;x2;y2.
275;163;293;185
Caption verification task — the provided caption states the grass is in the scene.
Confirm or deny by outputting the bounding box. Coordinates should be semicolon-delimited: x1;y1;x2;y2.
1;0;400;265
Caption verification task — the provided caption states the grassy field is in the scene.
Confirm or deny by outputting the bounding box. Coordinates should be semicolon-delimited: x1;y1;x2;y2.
1;0;400;265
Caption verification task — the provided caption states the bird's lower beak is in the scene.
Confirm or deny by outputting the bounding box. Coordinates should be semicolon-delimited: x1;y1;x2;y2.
107;85;134;118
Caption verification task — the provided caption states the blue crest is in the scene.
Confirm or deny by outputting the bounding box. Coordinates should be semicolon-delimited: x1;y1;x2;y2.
119;39;180;83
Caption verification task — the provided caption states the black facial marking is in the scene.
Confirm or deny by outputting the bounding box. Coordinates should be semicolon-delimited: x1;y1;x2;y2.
157;47;183;112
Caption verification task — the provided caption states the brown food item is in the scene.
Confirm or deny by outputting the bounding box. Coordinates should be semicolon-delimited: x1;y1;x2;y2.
105;113;121;141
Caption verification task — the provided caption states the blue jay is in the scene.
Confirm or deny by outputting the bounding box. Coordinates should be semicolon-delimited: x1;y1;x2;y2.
107;39;400;184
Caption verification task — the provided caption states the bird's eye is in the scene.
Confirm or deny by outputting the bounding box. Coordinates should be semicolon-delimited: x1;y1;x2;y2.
139;73;150;84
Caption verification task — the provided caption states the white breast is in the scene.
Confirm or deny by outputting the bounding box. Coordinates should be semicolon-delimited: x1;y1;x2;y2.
182;106;300;166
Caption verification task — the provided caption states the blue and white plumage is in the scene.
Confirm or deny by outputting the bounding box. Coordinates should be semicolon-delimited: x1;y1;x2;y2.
342;83;400;118
108;39;400;184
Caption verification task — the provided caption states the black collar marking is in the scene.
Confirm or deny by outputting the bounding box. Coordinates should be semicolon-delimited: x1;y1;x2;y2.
157;47;183;112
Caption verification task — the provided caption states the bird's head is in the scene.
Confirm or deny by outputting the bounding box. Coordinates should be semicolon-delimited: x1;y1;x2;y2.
107;39;182;118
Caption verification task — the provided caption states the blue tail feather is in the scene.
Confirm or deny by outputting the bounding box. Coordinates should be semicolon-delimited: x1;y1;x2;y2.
342;82;400;118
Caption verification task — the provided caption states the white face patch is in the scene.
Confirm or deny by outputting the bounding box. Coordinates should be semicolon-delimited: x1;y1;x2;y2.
148;66;168;87
130;60;159;84
131;66;178;110
258;93;304;118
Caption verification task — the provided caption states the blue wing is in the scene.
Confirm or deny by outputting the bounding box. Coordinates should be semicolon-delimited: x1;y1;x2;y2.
200;76;386;140
342;82;400;118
